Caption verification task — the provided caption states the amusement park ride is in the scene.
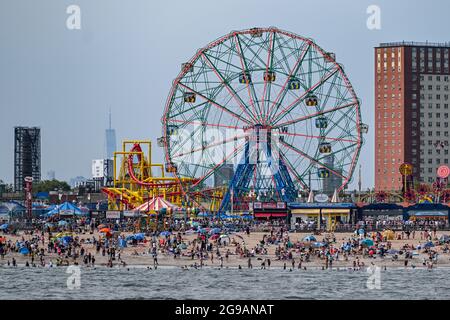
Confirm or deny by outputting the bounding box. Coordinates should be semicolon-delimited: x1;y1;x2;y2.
359;163;450;205
102;140;225;212
103;27;369;214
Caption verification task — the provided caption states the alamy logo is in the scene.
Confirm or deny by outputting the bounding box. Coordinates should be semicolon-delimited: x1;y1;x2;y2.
366;266;381;290
66;5;81;30
66;265;81;290
366;5;381;30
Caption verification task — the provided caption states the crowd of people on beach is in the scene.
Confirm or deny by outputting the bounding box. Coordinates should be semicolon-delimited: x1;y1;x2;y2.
1;215;450;271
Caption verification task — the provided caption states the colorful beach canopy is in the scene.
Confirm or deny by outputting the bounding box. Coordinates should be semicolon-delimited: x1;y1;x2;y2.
133;197;179;212
44;202;85;217
0;201;26;215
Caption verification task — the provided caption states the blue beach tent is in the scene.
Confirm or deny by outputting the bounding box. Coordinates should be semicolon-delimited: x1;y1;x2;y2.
44;202;85;217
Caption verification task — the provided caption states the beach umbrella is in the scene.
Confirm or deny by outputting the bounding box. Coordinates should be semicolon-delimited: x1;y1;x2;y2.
209;228;221;235
361;239;374;247
210;234;220;240
424;242;434;248
119;238;127;248
387;249;399;255
62;236;73;242
197;229;208;234
358;228;365;235
97;224;106;229
0;224;8;230
19;247;30;255
125;235;135;242
99;228;111;233
133;233;145;241
160;231;171;237
313;242;327;248
58;220;68;227
303;235;316;242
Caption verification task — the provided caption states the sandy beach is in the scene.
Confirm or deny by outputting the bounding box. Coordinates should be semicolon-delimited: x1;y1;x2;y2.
1;229;450;269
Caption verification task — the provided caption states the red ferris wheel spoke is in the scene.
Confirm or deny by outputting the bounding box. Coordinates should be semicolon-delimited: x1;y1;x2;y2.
280;140;347;180
274;101;358;129
191;139;247;188
271;67;340;125
260;31;275;125
265;43;311;121
200;52;259;124
171;132;248;159
233;34;262;124
177;82;252;126
280;132;358;144
168;118;244;131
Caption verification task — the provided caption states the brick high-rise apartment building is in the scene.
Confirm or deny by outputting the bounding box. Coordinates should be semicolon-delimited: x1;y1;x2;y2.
375;42;450;191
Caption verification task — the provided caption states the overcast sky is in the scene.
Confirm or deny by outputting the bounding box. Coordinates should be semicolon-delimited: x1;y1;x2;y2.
1;0;450;189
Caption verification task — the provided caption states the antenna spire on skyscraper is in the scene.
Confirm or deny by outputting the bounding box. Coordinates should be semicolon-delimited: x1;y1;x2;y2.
109;108;112;130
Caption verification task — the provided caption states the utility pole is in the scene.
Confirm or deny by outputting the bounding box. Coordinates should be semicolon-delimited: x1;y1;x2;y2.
358;164;362;202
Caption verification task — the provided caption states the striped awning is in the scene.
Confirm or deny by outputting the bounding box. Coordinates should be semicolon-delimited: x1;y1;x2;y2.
133;197;179;212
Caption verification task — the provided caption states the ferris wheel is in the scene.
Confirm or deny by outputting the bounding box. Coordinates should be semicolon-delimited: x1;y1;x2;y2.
160;27;367;212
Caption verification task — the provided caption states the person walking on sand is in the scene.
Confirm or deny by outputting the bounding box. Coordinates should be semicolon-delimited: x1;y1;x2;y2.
248;257;252;269
267;258;271;269
153;252;158;267
291;259;295;269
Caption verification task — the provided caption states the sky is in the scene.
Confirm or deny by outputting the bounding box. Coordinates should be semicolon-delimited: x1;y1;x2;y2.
1;0;450;190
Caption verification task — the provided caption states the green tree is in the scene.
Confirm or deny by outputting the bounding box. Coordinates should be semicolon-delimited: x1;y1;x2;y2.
33;179;71;193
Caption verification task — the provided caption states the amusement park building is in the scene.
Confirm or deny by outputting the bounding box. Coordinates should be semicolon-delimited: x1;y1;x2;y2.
375;42;450;191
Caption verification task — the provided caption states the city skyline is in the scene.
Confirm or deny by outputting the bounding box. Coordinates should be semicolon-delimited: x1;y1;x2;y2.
2;0;450;189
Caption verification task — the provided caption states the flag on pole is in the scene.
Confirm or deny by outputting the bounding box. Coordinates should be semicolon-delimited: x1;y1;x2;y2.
307;190;314;203
331;189;340;203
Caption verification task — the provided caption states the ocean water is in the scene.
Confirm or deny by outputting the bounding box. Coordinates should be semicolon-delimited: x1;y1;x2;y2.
0;266;449;300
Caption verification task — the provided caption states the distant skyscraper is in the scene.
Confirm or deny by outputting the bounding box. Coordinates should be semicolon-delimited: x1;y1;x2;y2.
214;164;234;187
322;154;342;195
69;176;88;188
14;127;41;192
375;42;450;191
105;110;117;159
